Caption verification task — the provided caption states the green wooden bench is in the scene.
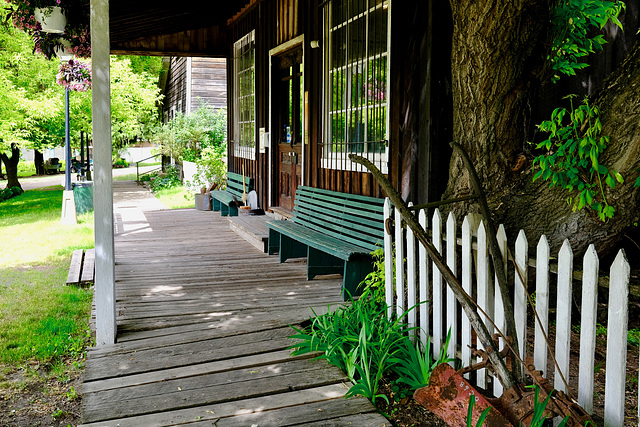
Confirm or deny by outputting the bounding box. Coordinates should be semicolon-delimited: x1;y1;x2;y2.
266;186;385;300
211;172;253;216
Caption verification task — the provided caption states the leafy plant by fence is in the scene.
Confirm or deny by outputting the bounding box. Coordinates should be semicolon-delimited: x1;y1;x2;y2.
383;198;635;426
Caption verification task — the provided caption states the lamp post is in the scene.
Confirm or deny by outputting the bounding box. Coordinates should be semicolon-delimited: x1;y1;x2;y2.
59;51;77;224
64;85;71;191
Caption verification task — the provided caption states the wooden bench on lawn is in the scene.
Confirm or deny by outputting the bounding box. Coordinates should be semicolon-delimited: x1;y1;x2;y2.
44;163;62;175
211;172;253;216
266;186;385;300
66;248;95;287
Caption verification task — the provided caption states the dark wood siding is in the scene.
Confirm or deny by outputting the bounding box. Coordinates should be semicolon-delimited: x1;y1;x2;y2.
228;4;267;209
227;0;452;210
163;57;188;120
190;58;228;110
389;0;452;205
111;27;228;57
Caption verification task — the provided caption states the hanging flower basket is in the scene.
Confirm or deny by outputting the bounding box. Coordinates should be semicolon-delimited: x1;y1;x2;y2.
6;0;91;60
34;6;67;34
57;59;91;92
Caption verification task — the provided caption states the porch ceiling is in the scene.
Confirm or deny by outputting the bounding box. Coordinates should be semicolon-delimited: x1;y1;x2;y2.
109;1;251;56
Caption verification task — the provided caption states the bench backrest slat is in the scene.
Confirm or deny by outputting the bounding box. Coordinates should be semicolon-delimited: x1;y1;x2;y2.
291;186;385;251
294;203;384;240
294;210;382;251
226;171;254;199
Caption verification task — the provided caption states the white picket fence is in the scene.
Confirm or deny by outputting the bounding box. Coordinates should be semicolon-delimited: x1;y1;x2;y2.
383;198;636;426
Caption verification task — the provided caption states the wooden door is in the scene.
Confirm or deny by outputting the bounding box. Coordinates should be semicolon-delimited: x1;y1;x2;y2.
278;143;302;211
273;47;303;211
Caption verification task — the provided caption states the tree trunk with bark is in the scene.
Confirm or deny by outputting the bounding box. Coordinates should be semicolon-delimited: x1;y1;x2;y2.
34;149;45;176
445;0;640;258
0;144;22;190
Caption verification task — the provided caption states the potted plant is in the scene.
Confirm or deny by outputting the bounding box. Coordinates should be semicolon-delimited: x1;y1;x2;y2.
56;59;91;92
5;0;91;59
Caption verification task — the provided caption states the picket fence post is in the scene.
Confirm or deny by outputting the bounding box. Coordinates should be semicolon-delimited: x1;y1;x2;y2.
534;235;550;377
578;244;599;414
604;250;630;427
432;209;443;360
476;220;490;389
384;199;394;319
418;209;429;348
407;203;417;339
461;216;473;377
446;212;458;366
395;207;405;318
493;225;507;397
514;230;528;378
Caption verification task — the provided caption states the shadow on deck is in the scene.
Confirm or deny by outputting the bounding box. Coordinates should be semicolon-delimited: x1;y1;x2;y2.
80;181;387;426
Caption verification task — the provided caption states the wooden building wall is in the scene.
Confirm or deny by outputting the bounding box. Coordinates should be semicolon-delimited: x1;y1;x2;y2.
311;0;383;200
190;58;228;110
163;57;188;120
389;1;452;205
226;0;452;210
227;2;268;210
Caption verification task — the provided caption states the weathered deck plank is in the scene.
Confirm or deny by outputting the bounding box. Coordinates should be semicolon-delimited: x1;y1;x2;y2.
80;383;355;427
80;248;95;284
80;181;385;426
66;249;83;285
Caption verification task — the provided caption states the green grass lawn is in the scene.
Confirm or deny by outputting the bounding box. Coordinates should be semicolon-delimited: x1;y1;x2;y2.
0;187;94;364
155;186;195;209
113;172;138;181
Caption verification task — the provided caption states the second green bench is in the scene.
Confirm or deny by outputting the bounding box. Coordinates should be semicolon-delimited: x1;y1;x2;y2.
211;172;253;216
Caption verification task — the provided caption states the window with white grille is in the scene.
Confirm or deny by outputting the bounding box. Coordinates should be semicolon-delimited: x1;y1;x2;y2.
233;31;256;160
322;0;390;173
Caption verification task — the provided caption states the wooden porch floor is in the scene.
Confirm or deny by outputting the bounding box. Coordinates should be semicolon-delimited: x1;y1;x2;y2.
80;181;387;426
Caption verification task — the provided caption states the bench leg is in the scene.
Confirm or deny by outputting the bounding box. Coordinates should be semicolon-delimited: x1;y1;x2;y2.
307;247;343;280
212;198;222;211
342;256;374;301
228;204;239;216
280;234;307;263
268;229;280;255
220;203;229;216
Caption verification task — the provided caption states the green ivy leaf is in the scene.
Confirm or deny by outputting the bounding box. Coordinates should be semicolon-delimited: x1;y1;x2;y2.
603;205;615;218
605;174;615;189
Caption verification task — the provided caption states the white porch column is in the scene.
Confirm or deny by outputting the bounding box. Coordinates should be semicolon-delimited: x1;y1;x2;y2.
91;0;116;345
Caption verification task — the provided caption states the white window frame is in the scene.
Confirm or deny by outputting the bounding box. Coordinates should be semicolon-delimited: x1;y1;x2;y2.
233;30;256;160
322;0;391;174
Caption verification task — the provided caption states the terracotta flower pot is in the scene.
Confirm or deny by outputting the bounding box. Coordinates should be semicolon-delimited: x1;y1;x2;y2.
35;6;66;34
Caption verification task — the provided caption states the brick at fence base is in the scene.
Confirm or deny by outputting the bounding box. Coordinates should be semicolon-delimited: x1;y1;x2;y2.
413;363;513;427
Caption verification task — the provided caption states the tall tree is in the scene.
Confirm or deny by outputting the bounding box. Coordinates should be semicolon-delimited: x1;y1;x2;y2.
0;8;162;189
444;0;639;257
0;10;60;189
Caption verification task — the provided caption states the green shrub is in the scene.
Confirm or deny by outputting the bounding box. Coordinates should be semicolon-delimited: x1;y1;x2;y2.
112;157;129;168
184;143;227;191
146;165;182;191
151;104;227;163
0;186;24;202
289;250;450;406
